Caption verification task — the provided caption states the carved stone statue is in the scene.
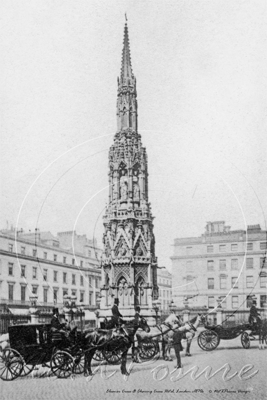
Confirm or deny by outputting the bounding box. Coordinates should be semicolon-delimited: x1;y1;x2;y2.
133;183;140;200
120;170;128;200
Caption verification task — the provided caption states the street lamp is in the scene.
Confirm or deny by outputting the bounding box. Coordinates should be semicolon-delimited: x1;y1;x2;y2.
153;300;161;324
78;303;85;332
169;299;176;314
70;295;77;321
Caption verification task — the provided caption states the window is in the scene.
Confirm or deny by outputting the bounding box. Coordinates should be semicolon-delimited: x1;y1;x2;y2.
186;247;192;255
88;250;92;257
89;277;92;288
63;289;68;297
9;244;13;252
207;260;214;271
21;246;26;255
246;276;253;288
32;267;37;279
89;292;92;305
8;284;14;300
231;244;237;251
54;254;57;262
219;259;226;271
260;257;266;268
260;295;267;308
260;242;267;250
219;245;226;252
63;272;67;284
54;271;58;282
247;243;253;251
21;265;26;278
231;277;238;289
208;278;214;289
72;259;75;266
231;259;238;270
95;278;99;289
207;245;213;253
80;292;84;303
208;296;215;309
220;276;227;289
72;274;76;285
21;285;26;302
53;289;58;304
260;274;267;288
43;269;48;281
246;258;253;269
80;275;84;286
80;260;83;267
63;256;67;264
71;290;76;297
44;252;47;260
186;261;193;272
232;296;239;309
8;263;13;276
95;252;98;259
43;288;48;303
33;249;37;257
32;285;38;295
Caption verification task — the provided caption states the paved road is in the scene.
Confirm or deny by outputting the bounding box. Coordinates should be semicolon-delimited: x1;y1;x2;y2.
1;335;266;400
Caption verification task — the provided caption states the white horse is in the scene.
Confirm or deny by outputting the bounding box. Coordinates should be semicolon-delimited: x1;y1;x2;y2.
164;314;204;360
136;313;202;362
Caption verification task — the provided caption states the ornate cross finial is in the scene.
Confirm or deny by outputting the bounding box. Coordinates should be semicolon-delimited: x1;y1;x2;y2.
125;13;127;22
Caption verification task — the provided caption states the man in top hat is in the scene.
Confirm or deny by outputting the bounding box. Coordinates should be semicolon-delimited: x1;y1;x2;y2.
111;298;124;328
248;300;261;332
51;307;69;344
131;305;142;363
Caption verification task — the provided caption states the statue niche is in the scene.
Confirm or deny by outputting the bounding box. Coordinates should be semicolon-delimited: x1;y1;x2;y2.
119;169;128;201
133;169;140;201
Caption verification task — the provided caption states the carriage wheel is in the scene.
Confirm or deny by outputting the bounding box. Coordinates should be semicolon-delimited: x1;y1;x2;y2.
0;348;24;381
50;351;74;379
92;350;105;362
102;347;123;364
72;352;85;374
241;332;250;349
139;341;158;360
198;330;220;351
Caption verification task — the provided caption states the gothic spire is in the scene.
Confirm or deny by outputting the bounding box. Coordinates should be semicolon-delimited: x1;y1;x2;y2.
121;23;133;80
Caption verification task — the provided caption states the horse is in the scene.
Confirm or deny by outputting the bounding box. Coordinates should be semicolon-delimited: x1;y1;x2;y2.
83;316;150;376
136;314;202;366
163;314;204;363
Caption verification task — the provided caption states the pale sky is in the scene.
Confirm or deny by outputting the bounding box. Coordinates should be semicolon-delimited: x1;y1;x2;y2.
1;0;267;271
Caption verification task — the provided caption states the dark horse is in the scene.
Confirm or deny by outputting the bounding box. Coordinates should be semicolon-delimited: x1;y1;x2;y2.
83;316;150;376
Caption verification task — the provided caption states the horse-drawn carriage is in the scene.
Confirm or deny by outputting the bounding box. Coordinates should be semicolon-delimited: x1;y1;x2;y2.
197;320;260;351
0;323;87;381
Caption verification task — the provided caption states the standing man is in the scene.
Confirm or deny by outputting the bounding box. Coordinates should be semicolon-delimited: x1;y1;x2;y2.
111;298;123;328
132;306;142;363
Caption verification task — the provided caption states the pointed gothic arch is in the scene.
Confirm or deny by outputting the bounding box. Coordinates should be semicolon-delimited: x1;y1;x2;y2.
134;275;147;306
117;275;130;307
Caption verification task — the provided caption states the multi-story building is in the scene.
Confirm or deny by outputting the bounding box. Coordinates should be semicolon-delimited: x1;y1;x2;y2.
171;221;267;313
0;228;102;314
157;267;172;313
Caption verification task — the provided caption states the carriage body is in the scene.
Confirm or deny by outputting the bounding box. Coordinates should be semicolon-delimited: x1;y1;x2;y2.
0;324;78;381
198;322;254;351
8;324;53;365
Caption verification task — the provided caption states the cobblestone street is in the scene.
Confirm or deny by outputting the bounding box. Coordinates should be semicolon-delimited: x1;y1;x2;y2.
1;335;266;400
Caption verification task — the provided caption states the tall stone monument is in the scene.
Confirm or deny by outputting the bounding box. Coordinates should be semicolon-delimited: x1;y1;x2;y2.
100;23;158;321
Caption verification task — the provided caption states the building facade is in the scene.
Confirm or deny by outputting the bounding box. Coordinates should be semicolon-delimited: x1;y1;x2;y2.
100;23;158;319
171;221;267;314
157;267;172;313
0;228;101;314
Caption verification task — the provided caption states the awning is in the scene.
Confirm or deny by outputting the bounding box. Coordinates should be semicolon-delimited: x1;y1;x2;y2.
84;310;96;321
8;308;30;316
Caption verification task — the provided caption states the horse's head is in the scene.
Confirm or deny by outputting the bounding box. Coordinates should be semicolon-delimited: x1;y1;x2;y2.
139;317;150;333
